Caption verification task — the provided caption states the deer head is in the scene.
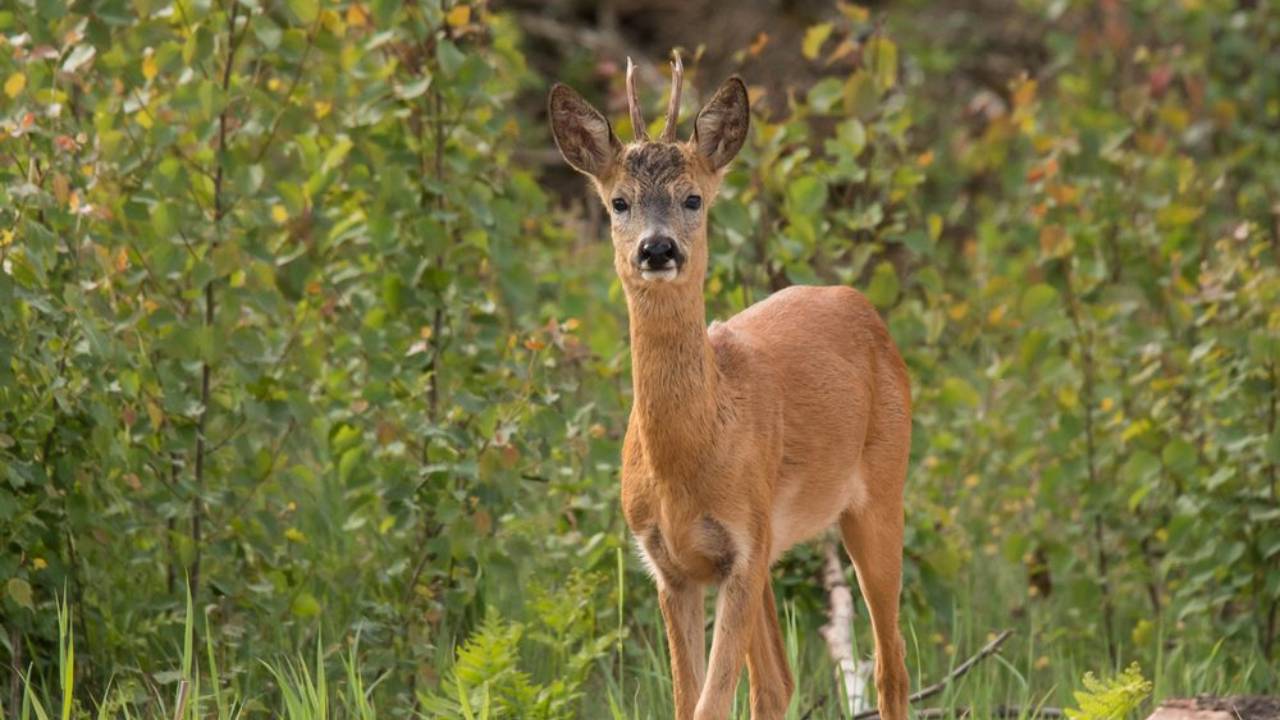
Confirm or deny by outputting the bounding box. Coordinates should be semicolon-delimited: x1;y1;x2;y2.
549;54;750;292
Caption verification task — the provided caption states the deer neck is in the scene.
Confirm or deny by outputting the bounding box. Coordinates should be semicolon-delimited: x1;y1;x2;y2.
626;281;721;480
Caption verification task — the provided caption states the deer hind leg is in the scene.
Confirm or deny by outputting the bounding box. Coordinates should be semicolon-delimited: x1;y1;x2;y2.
658;583;707;720
838;457;909;720
745;581;794;719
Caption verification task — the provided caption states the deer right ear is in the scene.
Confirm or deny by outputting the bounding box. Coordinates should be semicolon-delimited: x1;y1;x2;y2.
548;83;623;180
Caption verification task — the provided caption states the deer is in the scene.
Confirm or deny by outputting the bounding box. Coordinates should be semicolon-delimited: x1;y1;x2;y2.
547;54;912;720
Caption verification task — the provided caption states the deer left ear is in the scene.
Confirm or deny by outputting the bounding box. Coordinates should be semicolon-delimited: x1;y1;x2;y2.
692;76;750;171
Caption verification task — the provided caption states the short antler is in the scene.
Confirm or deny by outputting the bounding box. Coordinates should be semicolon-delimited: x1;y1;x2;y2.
660;50;683;142
626;57;648;141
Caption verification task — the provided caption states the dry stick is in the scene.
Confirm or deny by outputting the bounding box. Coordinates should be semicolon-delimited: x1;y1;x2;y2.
849;629;1014;720
172;679;190;720
819;540;869;715
913;707;1064;719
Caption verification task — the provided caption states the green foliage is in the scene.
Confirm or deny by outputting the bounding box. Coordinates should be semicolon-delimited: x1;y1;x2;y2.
3;0;1280;716
1066;663;1153;720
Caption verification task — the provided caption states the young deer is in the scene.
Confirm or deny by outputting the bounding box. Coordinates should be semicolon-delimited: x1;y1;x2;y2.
548;56;912;720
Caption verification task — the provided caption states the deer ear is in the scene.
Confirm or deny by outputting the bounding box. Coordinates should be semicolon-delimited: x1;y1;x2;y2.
692;76;750;171
548;83;623;179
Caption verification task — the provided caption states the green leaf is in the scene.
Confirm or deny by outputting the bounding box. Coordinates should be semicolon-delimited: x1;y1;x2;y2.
867;36;898;91
1019;283;1059;322
865;261;900;308
786;176;827;217
291;592;321;618
1162;439;1198;476
6;577;33;610
940;377;980;409
286;0;318;25
1267;427;1280;464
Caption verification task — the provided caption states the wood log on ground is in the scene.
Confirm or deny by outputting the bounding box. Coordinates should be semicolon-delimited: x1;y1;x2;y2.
1147;696;1280;720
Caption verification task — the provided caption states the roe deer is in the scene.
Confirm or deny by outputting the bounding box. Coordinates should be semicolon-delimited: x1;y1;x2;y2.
548;54;912;720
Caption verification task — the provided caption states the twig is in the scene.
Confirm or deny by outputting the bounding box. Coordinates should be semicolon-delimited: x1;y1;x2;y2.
849;630;1015;719
914;707;1064;718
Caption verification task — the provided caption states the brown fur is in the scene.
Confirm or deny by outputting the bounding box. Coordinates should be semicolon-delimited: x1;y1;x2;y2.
549;73;912;720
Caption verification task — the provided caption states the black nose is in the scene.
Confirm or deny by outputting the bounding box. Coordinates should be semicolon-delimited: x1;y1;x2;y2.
637;237;678;267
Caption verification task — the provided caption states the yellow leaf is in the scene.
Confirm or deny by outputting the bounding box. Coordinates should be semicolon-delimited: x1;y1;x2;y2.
146;400;164;428
52;174;70;204
801;22;833;61
4;72;25;98
33;557;47;570
320;9;344;34
346;3;368;27
445;4;470;27
928;213;943;241
142;50;157;81
839;3;870;22
0;229;13;247
314;100;331;118
1012;77;1037;109
986;303;1007;326
272;204;289;223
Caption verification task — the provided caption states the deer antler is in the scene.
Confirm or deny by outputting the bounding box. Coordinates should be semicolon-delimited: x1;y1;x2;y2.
660;50;683;142
626;57;648;141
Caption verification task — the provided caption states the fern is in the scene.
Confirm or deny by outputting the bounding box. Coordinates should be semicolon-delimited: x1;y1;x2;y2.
1065;662;1153;720
420;601;616;720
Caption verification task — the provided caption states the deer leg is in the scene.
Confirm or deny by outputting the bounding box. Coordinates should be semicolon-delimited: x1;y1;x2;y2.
695;557;768;720
659;583;707;720
838;498;909;720
746;580;794;719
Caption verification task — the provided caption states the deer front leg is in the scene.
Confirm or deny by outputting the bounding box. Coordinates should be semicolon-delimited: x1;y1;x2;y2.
695;553;769;720
659;582;706;720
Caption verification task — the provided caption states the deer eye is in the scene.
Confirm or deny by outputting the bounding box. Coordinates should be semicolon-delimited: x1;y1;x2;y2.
611;198;629;213
684;195;702;211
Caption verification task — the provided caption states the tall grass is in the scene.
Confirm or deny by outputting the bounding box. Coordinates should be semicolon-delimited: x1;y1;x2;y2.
12;565;1275;719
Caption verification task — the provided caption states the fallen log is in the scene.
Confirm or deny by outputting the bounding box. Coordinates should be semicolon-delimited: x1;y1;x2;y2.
1147;696;1280;720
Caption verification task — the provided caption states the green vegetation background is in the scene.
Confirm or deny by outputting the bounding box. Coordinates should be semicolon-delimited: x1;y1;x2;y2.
2;0;1278;717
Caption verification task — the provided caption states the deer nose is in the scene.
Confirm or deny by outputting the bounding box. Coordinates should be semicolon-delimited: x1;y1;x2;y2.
637;236;679;268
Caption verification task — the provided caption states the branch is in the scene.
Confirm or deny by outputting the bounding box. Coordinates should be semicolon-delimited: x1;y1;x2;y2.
850;629;1015;719
915;707;1063;718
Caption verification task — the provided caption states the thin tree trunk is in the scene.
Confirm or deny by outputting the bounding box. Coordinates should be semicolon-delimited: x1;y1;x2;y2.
819;540;870;715
193;0;243;602
1064;265;1117;665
